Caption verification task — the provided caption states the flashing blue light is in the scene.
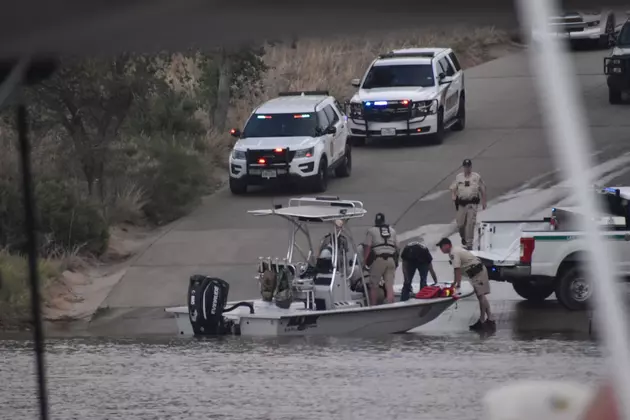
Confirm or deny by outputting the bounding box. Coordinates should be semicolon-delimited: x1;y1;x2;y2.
365;101;372;106
552;207;556;212
374;101;388;106
605;187;618;193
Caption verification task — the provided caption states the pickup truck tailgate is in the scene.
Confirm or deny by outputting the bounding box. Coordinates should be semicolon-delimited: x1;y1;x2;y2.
477;219;552;253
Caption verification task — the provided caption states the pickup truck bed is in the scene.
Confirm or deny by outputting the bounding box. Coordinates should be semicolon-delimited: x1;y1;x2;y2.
473;206;630;311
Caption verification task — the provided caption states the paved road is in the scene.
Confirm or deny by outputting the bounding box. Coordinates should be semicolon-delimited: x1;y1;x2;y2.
91;45;630;336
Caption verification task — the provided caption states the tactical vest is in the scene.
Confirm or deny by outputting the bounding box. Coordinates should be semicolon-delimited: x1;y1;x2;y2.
372;224;397;254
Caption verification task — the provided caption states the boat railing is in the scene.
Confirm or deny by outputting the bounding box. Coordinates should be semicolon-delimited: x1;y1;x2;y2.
288;196;364;210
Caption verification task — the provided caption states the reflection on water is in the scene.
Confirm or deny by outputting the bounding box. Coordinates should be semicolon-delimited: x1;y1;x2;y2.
1;333;603;420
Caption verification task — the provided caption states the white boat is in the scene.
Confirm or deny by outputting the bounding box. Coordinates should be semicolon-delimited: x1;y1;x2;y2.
165;196;474;337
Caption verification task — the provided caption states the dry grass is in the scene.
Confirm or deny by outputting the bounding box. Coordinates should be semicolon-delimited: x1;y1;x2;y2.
105;182;149;226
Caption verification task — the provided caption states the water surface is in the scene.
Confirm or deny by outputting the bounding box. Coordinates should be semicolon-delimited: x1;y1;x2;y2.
1;331;603;420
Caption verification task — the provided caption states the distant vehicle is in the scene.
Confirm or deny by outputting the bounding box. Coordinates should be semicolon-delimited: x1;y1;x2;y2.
346;47;466;145
227;91;352;194
530;9;617;48
472;186;630;311
604;17;630;104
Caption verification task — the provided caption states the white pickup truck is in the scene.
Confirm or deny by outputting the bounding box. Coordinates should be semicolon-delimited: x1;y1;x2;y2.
473;186;630;311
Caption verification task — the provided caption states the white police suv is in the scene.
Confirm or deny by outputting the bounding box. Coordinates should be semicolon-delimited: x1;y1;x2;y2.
228;91;351;194
347;48;465;145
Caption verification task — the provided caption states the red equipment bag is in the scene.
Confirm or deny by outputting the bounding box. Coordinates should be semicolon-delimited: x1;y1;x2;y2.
415;285;459;300
415;286;441;299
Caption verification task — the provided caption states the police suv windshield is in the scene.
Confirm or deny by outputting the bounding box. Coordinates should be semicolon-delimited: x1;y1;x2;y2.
361;64;435;89
242;113;318;138
617;24;630;46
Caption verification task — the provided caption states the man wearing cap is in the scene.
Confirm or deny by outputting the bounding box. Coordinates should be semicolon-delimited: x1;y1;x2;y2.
364;212;399;305
450;158;487;250
436;237;495;331
400;238;439;301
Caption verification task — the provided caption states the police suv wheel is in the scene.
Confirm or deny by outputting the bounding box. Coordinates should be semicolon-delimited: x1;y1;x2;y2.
432;108;445;144
451;93;466;132
349;136;366;147
555;266;590;311
312;159;329;192
512;279;554;303
334;145;352;178
609;87;622;104
229;178;247;195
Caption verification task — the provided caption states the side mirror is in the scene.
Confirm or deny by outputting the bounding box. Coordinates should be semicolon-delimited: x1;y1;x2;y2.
325;126;337;135
351;78;361;88
229;128;241;138
439;74;453;85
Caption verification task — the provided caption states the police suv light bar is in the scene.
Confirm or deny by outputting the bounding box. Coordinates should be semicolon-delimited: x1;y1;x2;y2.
377;51;435;59
277;90;330;97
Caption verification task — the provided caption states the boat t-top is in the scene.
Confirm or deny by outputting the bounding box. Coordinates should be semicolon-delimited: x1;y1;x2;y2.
165;196;473;337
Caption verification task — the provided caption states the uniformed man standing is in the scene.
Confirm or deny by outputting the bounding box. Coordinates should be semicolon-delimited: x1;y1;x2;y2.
400;239;439;301
436;237;495;331
364;213;399;305
450;158;487;250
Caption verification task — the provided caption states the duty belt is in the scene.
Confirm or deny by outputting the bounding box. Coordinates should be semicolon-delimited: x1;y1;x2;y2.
465;263;484;278
456;196;480;206
376;253;395;260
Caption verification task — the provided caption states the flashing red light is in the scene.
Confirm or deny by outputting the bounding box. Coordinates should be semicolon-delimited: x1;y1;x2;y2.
229;129;236;134
305;152;312;157
274;148;283;153
401;100;410;106
258;158;266;164
416;128;422;132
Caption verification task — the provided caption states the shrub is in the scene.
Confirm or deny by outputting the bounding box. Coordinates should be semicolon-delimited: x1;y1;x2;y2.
35;179;110;256
0;178;26;251
0;250;61;329
140;136;209;225
0;177;110;256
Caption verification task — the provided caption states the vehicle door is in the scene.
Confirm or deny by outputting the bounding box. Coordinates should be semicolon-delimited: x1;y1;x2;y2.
437;55;461;120
324;103;346;160
316;108;334;163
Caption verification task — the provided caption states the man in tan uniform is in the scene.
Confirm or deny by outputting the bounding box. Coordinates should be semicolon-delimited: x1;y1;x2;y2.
436;237;495;331
364;212;399;305
450;158;487;250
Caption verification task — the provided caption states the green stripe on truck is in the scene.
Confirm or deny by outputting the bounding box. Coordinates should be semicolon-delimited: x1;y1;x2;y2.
533;235;628;241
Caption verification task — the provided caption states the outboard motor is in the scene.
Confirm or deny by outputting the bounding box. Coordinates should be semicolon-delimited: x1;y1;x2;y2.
187;275;256;336
188;275;230;335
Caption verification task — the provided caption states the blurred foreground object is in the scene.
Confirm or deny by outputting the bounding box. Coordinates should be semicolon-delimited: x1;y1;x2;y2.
483;381;594;420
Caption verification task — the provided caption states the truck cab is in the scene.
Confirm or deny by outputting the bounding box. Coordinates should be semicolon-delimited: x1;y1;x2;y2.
605;17;630;104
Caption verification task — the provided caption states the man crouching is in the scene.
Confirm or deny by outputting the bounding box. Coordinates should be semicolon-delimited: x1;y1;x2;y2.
436;237;495;331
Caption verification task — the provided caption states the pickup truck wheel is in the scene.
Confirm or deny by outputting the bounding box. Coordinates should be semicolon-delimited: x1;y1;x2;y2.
609;87;622;104
334;145;352;178
556;266;591;311
512;280;555;302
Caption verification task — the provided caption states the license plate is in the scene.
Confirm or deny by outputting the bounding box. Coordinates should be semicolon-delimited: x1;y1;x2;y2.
381;128;396;136
261;169;277;178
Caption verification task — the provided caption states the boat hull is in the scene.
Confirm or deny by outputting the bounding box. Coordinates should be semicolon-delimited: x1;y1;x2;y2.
166;282;473;337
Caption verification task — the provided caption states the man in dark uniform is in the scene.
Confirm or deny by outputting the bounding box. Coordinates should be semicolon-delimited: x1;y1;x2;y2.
400;239;439;301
